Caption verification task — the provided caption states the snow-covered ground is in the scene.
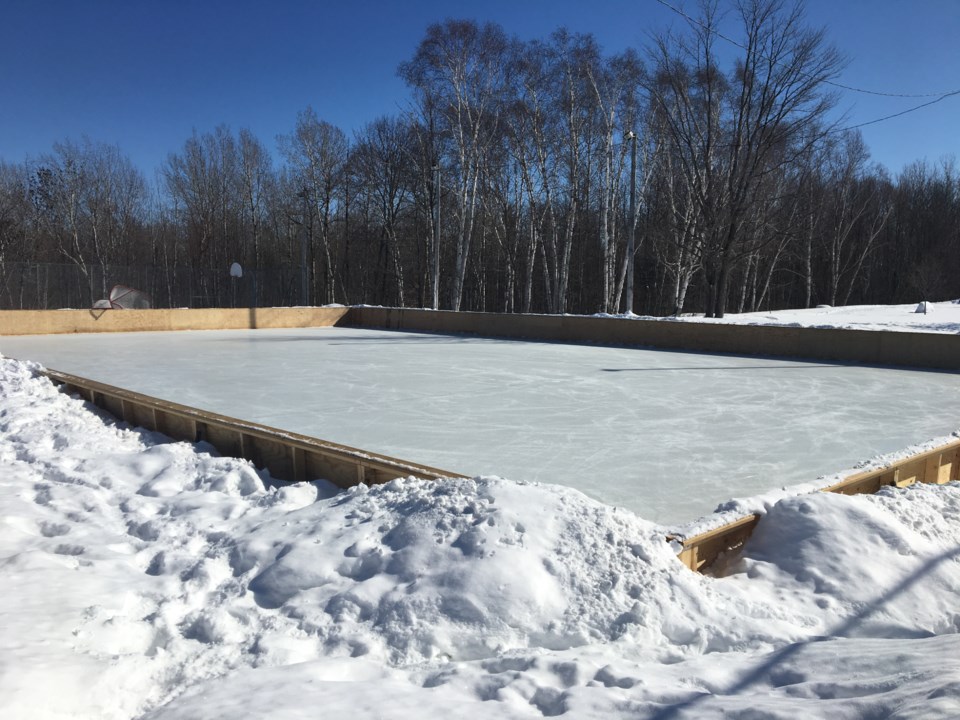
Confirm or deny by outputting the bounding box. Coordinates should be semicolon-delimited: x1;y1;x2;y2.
659;298;960;334
3;355;960;719
3;326;959;525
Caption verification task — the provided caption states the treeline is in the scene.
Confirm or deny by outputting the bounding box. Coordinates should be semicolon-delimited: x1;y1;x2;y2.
0;1;957;314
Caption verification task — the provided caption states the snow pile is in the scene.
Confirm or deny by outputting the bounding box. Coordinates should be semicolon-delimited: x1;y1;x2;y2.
654;299;960;333
3;356;960;718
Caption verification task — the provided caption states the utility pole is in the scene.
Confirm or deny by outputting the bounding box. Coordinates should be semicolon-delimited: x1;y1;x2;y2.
625;131;637;315
299;188;309;307
432;165;441;310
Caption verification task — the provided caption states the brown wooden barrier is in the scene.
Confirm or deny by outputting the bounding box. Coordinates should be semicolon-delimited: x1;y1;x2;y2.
5;305;959;371
344;307;960;371
0;306;348;335
673;438;960;572
44;368;466;488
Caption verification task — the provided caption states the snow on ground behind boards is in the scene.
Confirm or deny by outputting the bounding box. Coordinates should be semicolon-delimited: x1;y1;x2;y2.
2;356;960;718
657;298;960;333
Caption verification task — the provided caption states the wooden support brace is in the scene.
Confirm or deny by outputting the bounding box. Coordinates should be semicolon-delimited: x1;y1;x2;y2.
291;447;306;482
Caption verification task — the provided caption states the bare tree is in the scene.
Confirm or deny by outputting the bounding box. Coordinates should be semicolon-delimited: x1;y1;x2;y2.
651;139;706;314
164;126;244;303
350;116;417;307
278;108;348;304
30;137;147;301
647;0;844;317
817;131;892;305
400;19;510;310
586;48;645;312
238;128;273;268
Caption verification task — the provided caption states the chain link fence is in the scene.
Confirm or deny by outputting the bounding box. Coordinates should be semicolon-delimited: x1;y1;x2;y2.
0;263;309;310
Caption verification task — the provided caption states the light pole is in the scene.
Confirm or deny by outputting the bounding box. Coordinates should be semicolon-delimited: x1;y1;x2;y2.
432;164;441;310
625;130;637;315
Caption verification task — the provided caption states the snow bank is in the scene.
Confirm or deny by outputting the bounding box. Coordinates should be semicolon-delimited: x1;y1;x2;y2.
2;356;960;718
648;299;960;334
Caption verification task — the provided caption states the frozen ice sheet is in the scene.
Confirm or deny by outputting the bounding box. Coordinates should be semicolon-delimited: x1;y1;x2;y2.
3;326;959;525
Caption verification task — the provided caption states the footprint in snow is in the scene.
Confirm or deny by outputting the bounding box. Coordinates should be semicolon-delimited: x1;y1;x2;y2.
53;543;85;556
33;483;53;506
40;521;70;537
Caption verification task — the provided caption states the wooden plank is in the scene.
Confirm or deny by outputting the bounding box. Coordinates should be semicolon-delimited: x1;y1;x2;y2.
365;464;403;485
673;514;761;572
291;447;306;482
674;438;960;573
124;401;157;432
101;393;124;421
344;307;960;371
937;456;954;484
303;449;370;487
248;435;295;479
895;459;923;487
155;410;197;444
0;306;349;335
821;441;960;496
42;368;466;489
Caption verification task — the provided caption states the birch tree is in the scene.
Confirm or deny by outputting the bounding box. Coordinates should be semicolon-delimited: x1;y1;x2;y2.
278;108;348;304
399;19;510;310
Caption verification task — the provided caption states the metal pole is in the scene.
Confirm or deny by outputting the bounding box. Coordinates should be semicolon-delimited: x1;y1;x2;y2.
625;131;637;314
300;189;309;307
432;165;441;310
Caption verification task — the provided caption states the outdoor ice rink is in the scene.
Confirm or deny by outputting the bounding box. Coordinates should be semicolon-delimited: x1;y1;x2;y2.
4;325;959;525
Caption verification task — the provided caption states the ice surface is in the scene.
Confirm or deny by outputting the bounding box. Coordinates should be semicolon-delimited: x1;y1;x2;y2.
3;326;959;524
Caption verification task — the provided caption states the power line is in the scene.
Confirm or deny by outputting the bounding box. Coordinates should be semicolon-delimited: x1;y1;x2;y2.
841;90;960;131
654;0;960;99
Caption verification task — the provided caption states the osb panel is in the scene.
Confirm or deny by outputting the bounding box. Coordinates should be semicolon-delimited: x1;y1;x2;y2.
0;307;348;335
203;424;244;458
248;436;294;478
344;308;960;371
155;411;197;443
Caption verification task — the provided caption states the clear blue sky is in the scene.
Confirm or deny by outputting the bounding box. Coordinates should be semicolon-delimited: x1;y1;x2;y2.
2;0;958;181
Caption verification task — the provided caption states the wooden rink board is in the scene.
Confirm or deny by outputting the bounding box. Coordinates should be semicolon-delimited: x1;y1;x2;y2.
45;369;467;489
4;305;958;572
2;305;958;371
345;307;960;371
0;306;349;334
673;439;960;572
